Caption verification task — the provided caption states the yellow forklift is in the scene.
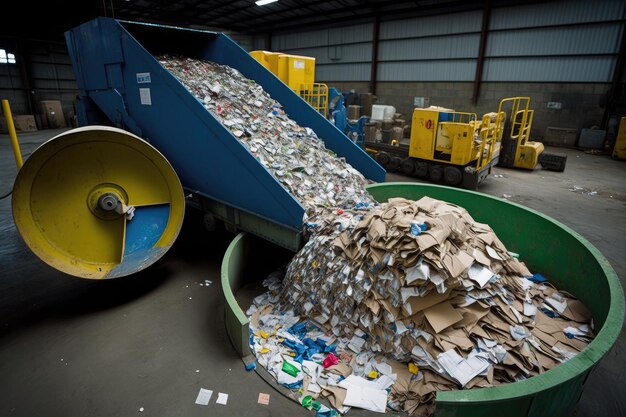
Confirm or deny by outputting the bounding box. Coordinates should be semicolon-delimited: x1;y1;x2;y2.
496;97;566;171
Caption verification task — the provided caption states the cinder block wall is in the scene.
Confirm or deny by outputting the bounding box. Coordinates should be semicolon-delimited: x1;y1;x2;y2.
330;82;609;141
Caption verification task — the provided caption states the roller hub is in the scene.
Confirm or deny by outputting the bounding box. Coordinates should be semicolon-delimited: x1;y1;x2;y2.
12;126;185;279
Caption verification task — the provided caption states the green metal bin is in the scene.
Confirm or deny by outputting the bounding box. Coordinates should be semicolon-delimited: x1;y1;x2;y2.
221;182;624;416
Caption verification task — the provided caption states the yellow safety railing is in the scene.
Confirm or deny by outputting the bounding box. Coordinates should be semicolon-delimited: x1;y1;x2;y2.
475;111;506;171
299;83;328;116
447;111;477;124
498;97;534;163
2;99;24;169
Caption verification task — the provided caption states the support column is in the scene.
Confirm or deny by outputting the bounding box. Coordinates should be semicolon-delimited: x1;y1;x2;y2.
472;0;492;105
602;21;626;129
370;12;380;95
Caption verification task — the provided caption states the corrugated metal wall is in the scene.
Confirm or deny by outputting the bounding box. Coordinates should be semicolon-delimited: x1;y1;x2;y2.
251;0;625;84
484;0;625;82
259;23;373;82
0;38;77;126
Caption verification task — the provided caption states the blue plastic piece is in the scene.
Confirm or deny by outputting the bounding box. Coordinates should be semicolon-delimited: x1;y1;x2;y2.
65;18;385;234
288;322;308;339
315;407;337;417
282;339;306;363
540;307;559;318
245;361;256;371
529;273;548;283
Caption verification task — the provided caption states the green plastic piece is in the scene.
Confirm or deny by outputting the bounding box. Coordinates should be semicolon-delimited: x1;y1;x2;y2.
282;360;300;377
301;395;313;408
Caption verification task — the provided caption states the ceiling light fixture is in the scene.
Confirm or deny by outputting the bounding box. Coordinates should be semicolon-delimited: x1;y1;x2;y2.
255;0;278;5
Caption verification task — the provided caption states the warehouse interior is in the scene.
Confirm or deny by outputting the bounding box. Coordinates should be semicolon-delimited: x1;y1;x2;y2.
1;1;625;416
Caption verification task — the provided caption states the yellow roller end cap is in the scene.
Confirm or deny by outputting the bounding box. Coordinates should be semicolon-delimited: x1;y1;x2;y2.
12;126;185;279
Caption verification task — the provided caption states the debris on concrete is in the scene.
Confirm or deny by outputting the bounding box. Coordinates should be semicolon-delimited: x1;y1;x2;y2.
258;393;270;405
195;388;213;405
216;392;229;405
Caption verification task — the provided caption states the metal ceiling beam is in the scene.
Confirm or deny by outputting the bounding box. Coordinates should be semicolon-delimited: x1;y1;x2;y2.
243;0;476;34
216;0;373;27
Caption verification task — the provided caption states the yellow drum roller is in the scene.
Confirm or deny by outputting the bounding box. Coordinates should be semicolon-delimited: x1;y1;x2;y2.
12;126;185;279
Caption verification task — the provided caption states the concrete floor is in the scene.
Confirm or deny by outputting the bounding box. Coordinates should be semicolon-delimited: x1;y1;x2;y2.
1;128;625;417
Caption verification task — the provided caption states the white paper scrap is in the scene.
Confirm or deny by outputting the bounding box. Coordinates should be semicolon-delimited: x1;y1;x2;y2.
339;375;388;413
523;301;537;317
348;335;366;352
545;296;567;314
195;388;213;405
518;277;535;291
216;392;228;405
485;245;503;260
437;349;490;387
374;362;393;376
401;287;420;303
468;263;495;288
374;374;396;390
405;261;429;284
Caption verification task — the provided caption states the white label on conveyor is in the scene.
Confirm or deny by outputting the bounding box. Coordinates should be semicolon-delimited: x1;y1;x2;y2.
294;60;305;69
136;72;151;83
139;88;152;105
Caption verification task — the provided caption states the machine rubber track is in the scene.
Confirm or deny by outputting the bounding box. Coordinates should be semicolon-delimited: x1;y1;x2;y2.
364;142;491;190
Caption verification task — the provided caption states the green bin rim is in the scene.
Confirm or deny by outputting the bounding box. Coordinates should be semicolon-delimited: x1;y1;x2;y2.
366;182;624;403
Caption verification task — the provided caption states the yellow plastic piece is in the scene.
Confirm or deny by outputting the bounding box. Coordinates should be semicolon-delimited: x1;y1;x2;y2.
368;370;379;379
259;347;270;354
2;99;24;169
259;330;269;339
408;363;419;374
614;117;626;159
12;126;185;279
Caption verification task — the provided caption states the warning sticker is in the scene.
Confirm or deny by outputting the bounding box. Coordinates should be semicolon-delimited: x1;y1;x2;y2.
294;60;305;69
136;72;151;84
139;88;152;105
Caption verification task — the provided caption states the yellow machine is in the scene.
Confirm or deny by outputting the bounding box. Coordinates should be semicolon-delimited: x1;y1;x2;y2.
496;97;543;169
367;97;566;189
613;117;626;160
250;50;328;114
368;103;506;189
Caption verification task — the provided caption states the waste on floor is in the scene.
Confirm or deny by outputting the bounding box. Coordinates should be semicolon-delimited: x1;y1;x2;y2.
162;55;595;416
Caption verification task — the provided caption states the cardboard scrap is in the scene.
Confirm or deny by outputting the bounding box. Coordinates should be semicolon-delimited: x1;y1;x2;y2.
424;301;463;333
